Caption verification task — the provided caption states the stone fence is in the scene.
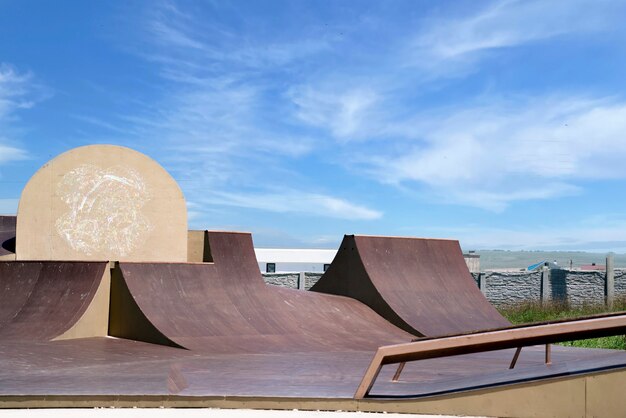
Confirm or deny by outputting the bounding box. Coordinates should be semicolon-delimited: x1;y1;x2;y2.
263;268;625;308
472;269;626;307
263;272;323;291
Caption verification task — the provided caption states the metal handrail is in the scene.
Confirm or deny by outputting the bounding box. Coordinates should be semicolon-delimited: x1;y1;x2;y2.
354;313;626;399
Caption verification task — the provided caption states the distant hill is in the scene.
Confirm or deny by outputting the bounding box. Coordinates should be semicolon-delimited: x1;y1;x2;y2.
472;250;626;270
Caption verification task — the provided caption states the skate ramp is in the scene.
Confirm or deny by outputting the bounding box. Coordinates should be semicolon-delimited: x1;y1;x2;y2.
311;235;510;336
110;231;412;353
0;261;109;340
0;216;16;260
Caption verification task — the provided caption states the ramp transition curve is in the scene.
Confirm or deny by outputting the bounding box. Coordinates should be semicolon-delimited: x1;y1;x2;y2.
109;231;412;353
0;261;108;340
0;216;16;260
311;235;510;337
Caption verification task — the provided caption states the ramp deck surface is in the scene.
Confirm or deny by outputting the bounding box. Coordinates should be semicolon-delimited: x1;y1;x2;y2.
1;337;625;399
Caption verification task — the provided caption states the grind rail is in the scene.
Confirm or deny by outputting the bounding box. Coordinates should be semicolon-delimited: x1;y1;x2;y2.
355;311;626;399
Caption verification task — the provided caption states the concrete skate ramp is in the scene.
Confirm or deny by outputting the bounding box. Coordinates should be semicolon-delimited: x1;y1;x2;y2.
110;231;411;353
311;235;510;337
0;216;16;260
0;261;109;340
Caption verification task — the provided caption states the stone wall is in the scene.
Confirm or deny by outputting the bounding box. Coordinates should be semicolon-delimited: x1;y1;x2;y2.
305;273;323;289
615;270;626;295
481;271;542;306
263;272;322;290
263;273;299;288
474;269;626;307
547;270;605;306
266;269;625;308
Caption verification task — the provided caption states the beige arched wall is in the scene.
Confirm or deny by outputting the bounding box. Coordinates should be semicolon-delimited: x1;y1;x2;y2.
16;145;188;262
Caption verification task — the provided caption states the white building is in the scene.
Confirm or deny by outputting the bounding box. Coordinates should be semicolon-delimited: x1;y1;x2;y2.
254;248;337;273
255;247;480;274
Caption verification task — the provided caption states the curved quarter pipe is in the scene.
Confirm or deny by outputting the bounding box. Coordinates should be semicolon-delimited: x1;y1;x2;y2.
0;261;108;340
110;231;412;353
311;235;510;336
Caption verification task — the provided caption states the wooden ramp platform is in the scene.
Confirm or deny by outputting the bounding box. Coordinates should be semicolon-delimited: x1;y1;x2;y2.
1;231;626;416
312;235;511;336
1;337;626;416
109;231;411;352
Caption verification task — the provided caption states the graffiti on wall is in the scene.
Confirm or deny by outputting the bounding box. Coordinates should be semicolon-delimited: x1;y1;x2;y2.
55;164;153;256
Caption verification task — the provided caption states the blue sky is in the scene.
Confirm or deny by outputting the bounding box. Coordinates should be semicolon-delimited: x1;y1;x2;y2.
2;0;626;251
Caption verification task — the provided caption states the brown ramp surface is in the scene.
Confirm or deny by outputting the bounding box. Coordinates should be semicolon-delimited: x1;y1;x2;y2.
311;235;510;336
0;216;16;259
110;231;411;353
0;261;108;340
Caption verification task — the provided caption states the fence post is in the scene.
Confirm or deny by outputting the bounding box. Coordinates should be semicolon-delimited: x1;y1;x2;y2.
541;267;550;305
298;272;306;290
478;273;487;295
606;253;615;309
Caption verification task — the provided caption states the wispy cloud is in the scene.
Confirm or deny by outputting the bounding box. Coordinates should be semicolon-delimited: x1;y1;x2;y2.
286;0;626;145
0;65;35;118
411;0;621;63
0;145;27;165
0;64;41;166
209;190;382;221
100;0;386;225
137;1;626;218
358;96;626;211
289;86;382;141
92;0;626;236
142;0;331;74
286;0;625;139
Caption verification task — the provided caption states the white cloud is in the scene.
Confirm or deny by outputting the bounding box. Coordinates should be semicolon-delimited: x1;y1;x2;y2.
209;190;382;221
361;96;626;210
289;86;381;140
284;1;626;144
143;1;330;72
101;1;355;227
0;64;38;165
115;1;626;223
412;0;619;62
0;144;27;165
0;64;37;119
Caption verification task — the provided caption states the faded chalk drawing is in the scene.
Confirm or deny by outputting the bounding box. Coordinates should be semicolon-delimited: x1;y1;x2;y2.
55;165;153;256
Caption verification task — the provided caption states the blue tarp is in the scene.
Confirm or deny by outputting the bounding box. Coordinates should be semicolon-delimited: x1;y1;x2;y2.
527;261;546;271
